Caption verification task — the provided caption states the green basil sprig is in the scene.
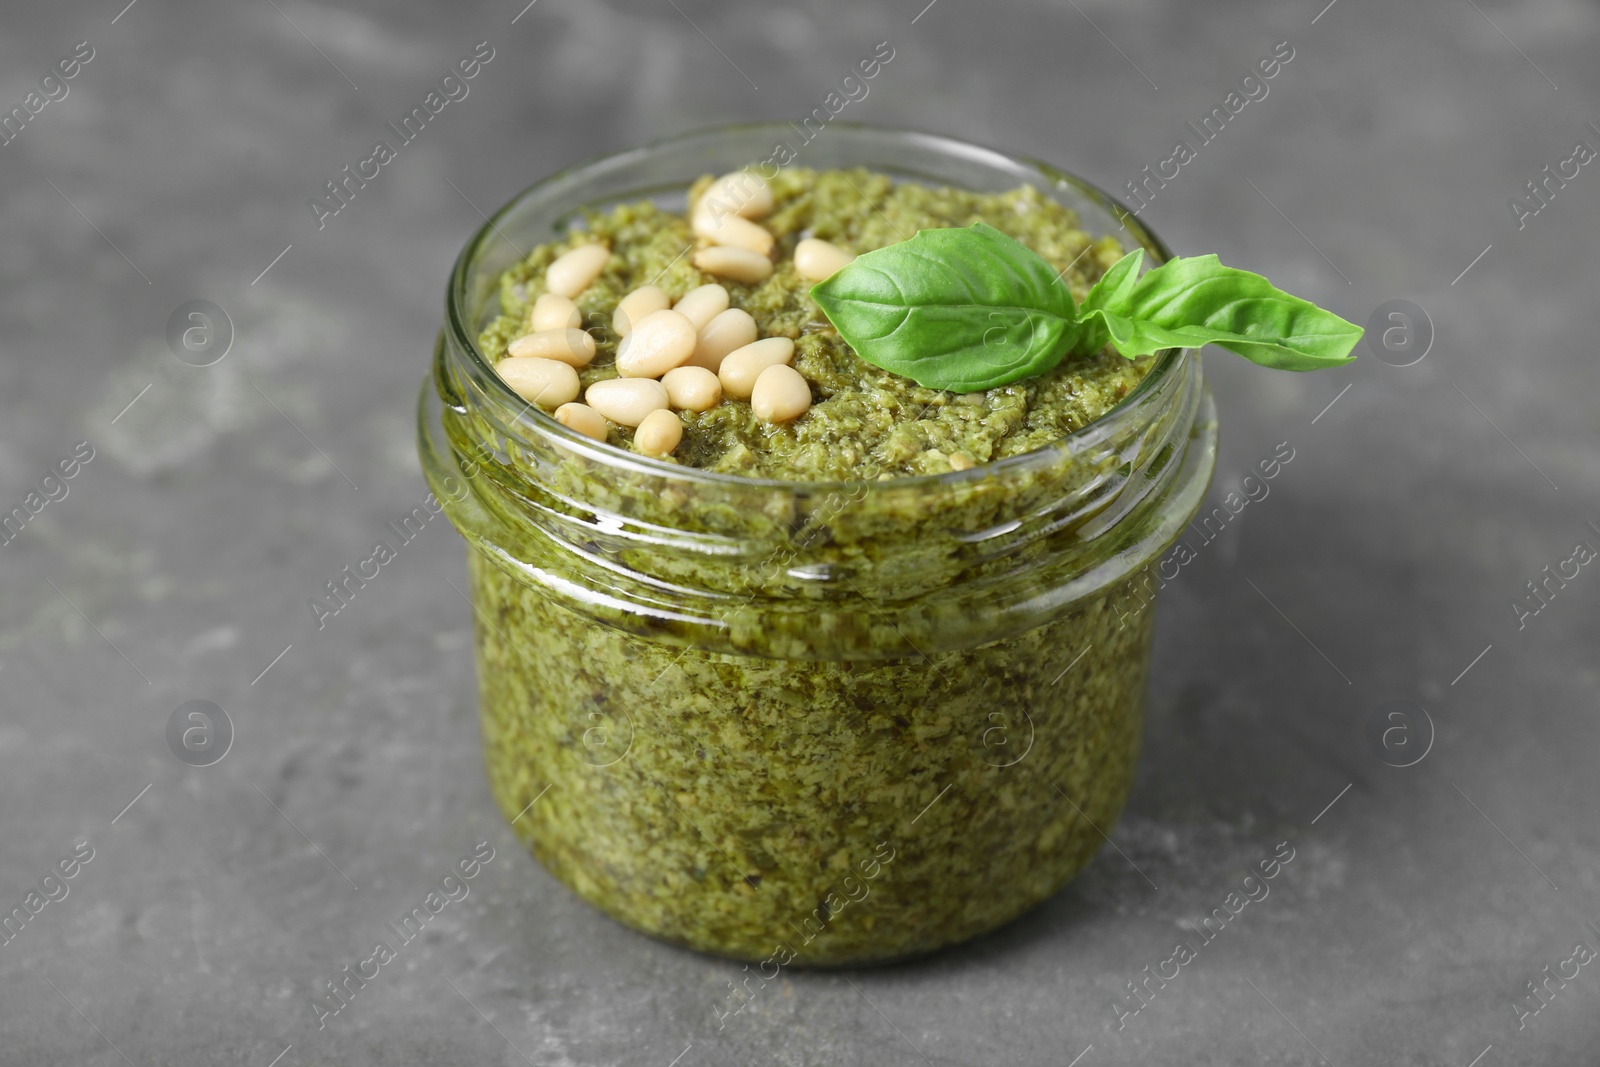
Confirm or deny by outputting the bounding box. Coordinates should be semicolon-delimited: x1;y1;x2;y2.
809;222;1361;392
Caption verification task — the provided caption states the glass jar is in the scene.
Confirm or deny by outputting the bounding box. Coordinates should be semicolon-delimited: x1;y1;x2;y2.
419;124;1217;966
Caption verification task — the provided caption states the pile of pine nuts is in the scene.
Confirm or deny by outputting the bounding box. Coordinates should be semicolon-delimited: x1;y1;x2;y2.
493;170;859;459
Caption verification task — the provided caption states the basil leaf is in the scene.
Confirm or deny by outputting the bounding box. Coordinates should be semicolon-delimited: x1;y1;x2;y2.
1073;246;1144;355
810;222;1080;392
1077;251;1361;370
808;223;1362;392
1080;246;1144;314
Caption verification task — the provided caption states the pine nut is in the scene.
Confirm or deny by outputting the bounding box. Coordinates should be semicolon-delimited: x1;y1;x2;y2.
688;308;758;371
949;452;976;471
794;238;856;282
585;377;669;427
497;357;580;409
554;402;609;442
616;309;698;378
717;337;795;400
673;284;730;330
546;243;610;298
693;246;773;285
699;170;774;220
507;328;596;367
661;366;722;412
613;285;672;336
692;209;775;257
531;293;582;332
750;364;812;424
635;408;684;457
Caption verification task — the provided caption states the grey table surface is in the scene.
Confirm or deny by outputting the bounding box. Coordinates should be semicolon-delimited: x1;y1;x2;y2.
2;0;1597;1063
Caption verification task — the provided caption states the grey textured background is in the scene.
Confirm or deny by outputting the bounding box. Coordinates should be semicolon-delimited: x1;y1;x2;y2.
2;0;1597;1064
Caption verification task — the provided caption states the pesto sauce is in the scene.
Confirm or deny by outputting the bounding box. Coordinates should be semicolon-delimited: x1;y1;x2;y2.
452;168;1175;965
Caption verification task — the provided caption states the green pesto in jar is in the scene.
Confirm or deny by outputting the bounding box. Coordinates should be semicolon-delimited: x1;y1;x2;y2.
471;549;1151;966
477;167;1151;481
450;167;1180;966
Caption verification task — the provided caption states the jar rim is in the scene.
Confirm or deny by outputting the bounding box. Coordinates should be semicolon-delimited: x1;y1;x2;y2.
444;120;1187;492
